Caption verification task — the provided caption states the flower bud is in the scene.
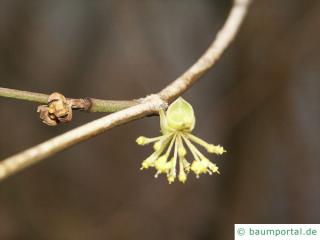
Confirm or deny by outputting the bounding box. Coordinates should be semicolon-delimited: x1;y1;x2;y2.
191;160;207;177
207;144;226;154
155;155;169;173
178;171;187;183
166;97;195;132
136;136;147;145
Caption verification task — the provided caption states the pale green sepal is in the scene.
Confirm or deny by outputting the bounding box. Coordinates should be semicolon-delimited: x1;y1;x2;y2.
159;108;171;134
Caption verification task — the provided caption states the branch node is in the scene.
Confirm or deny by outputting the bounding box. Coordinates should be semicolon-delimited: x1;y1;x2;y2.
142;94;168;111
69;97;92;111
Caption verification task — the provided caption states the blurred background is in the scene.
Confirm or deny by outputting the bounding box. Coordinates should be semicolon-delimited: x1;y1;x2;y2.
0;0;320;239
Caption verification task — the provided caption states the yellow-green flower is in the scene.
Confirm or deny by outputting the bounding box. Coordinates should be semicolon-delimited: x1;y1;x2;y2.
136;97;225;184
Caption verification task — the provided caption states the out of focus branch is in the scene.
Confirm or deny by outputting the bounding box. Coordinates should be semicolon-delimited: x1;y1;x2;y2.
0;0;252;181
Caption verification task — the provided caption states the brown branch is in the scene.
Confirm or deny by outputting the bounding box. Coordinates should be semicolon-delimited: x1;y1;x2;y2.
0;0;252;182
0;95;164;180
159;0;252;101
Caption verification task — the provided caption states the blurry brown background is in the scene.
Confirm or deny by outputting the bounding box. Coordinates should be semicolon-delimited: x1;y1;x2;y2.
1;0;320;239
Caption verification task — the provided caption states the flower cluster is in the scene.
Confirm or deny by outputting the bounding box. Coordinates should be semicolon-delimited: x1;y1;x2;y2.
136;97;225;184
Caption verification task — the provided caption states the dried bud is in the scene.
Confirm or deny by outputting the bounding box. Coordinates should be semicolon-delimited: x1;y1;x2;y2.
47;92;72;123
37;105;58;126
38;92;73;126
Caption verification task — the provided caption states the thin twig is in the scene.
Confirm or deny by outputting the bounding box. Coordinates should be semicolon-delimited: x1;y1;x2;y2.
89;98;139;113
0;0;252;181
0;87;138;112
159;0;252;101
0;95;164;180
0;87;48;103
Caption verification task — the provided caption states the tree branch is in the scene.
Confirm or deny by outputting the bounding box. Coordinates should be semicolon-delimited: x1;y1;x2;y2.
0;87;48;103
0;95;164;180
0;87;139;113
159;0;252;101
0;0;252;182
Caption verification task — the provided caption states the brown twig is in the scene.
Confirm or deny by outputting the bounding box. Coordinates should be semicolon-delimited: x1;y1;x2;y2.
0;0;252;181
159;0;252;101
0;95;164;180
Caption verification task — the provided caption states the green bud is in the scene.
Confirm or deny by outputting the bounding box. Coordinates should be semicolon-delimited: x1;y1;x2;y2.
136;136;146;145
207;144;226;155
153;141;162;151
154;155;169;173
166;97;195;132
178;171;187;183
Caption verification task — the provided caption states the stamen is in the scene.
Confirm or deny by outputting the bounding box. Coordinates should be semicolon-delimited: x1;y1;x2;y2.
140;152;158;170
175;135;186;183
178;161;187;183
182;158;191;172
185;133;225;154
181;134;201;162
153;133;173;151
136;136;163;145
141;138;170;170
182;135;215;177
167;136;178;184
177;134;187;158
154;134;177;175
184;136;220;175
165;133;177;157
154;171;160;178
